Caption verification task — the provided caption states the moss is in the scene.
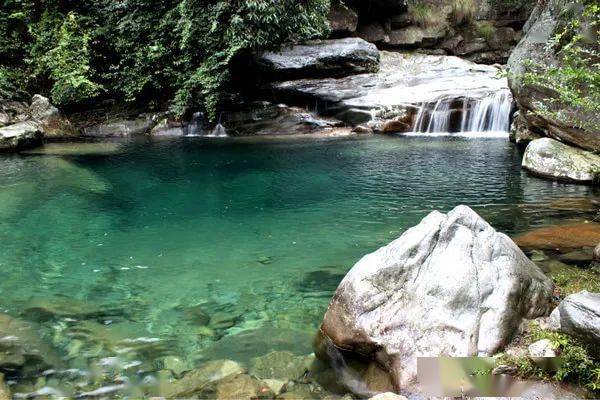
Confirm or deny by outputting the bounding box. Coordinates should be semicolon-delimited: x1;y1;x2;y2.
546;260;600;297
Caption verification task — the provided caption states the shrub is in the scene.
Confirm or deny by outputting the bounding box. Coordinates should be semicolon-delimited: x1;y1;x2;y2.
477;21;496;41
40;13;103;106
522;1;600;132
407;1;446;28
451;0;477;26
497;323;600;393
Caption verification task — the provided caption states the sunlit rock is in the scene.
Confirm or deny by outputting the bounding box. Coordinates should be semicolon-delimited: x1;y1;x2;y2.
159;359;245;398
251;38;380;80
0;121;42;151
318;205;553;392
549;291;600;350
84;114;158;137
249;351;309;381
522;138;600;184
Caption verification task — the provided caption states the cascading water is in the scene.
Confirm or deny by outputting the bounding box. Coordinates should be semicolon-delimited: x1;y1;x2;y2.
410;89;513;135
185;112;205;136
184;111;228;137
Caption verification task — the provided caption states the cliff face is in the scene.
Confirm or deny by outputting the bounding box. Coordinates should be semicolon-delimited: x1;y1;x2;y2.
508;0;600;152
328;0;537;64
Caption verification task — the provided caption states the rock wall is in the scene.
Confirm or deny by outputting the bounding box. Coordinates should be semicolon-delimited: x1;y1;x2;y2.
329;0;536;64
508;0;600;153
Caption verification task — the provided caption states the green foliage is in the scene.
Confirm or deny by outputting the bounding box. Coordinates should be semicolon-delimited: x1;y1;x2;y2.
38;13;102;106
523;2;600;132
407;1;445;28
450;0;476;26
476;21;496;41
550;265;600;297
498;323;600;393
0;66;27;101
0;0;331;118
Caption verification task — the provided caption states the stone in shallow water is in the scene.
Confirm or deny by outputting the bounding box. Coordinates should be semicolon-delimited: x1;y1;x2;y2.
0;373;10;400
297;269;346;293
515;222;600;254
249;351;309;381
22;296;124;322
0;313;64;372
319;205;553;392
209;373;273;399
199;328;313;364
522;138;600;183
21;142;124;156
159;359;245;398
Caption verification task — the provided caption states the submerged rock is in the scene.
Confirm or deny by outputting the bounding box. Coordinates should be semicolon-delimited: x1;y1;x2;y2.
251;38;379;80
0;373;10;400
318;205;553;392
515;222;600;254
159;359;245;398
0;121;42;151
0;313;64;372
199;328;314;364
208;373;273;399
522;138;600;184
548;291;600;350
249;351;309;381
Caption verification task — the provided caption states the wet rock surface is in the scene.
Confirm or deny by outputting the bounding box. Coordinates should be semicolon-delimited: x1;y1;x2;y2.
508;0;600;153
270;52;508;127
522;138;600;184
83;114;158;137
515;222;600;254
319;205;553;391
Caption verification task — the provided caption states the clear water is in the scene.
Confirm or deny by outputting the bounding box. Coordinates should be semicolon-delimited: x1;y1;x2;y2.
0;135;597;396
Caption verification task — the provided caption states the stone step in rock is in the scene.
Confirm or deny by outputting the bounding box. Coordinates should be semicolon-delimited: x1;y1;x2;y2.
248;38;380;81
269;51;510;128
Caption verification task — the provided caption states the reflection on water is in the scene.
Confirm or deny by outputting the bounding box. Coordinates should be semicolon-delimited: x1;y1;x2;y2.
0;136;597;397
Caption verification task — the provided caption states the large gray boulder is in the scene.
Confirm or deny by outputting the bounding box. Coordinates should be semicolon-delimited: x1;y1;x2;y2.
84;114;157;137
319;205;553;392
548;291;600;350
522;138;600;184
0;121;42;151
29;94;78;138
507;0;599;152
252;38;379;80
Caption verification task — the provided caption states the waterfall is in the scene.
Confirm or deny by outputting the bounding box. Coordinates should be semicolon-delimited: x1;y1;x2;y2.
184;111;228;137
185;112;205;136
410;90;513;135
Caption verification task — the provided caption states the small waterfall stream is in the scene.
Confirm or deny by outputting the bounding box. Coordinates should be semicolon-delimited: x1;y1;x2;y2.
410;90;513;135
184;111;228;137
